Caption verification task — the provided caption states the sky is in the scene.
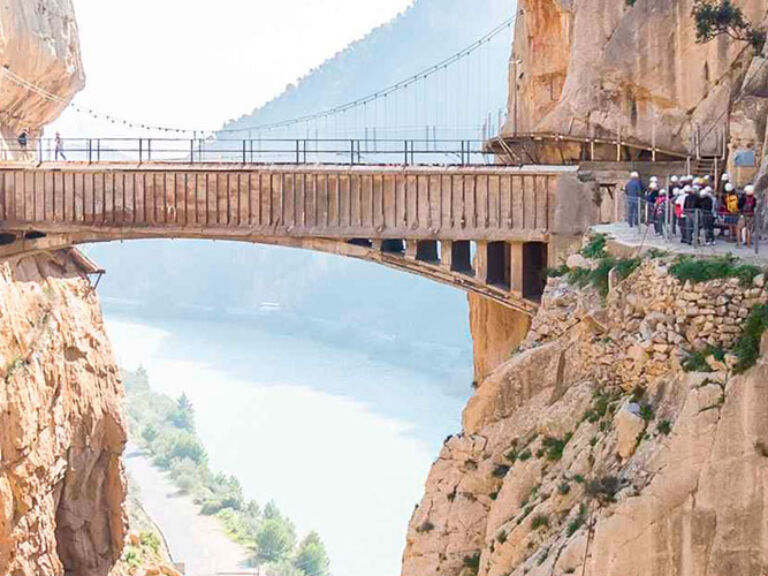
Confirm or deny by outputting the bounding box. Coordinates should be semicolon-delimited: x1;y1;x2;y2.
51;0;415;137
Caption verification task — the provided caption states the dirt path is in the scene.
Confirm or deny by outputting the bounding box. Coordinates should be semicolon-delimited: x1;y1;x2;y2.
124;447;252;576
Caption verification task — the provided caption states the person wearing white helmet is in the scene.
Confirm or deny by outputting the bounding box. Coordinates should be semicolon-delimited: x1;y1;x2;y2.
697;186;716;245
724;183;740;241
646;181;660;226
625;171;643;228
737;184;757;247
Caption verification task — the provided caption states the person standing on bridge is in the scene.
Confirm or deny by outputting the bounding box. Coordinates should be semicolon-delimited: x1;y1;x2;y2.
54;132;67;161
17;127;28;154
625;171;643;228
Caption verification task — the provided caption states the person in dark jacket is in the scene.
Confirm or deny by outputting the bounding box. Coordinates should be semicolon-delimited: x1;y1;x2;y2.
737;185;757;247
696;187;715;245
682;186;699;244
625;171;643;228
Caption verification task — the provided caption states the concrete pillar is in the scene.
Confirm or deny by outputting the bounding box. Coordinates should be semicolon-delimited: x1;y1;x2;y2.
405;240;417;260
475;241;488;283
510;241;524;297
441;240;453;270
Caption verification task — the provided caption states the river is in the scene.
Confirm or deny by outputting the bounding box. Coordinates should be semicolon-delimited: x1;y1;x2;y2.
106;308;471;576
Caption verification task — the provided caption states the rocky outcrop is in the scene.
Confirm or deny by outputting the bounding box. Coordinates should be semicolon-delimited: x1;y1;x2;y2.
0;0;85;157
0;251;127;576
402;253;768;576
504;0;768;162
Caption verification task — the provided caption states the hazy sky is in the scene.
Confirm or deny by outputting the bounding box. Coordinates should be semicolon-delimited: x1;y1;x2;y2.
52;0;414;136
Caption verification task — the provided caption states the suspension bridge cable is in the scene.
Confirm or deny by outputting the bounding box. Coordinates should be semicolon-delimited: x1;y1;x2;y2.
0;14;514;137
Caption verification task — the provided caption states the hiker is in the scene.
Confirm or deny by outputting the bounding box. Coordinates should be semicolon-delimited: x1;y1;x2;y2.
625;171;643;228
676;186;689;243
646;181;659;224
54;132;66;161
724;183;740;241
737;184;757;248
697;187;716;245
17;127;28;152
654;189;668;236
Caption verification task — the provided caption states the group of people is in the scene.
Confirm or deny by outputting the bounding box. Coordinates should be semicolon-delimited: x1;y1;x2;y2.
16;129;66;160
625;171;759;248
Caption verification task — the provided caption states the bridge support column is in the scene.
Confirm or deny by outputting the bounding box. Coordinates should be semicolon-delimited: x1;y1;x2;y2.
510;242;524;297
475;241;488;283
441;241;453;270
405;240;418;260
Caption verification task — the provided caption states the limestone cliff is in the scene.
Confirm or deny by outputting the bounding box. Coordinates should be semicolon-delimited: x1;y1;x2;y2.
503;0;768;162
403;254;768;576
0;251;127;576
0;0;84;156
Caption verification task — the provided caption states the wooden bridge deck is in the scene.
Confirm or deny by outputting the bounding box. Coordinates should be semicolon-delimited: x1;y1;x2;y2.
0;162;584;315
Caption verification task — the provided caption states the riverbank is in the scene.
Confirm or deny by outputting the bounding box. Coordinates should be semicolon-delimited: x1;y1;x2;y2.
125;445;251;575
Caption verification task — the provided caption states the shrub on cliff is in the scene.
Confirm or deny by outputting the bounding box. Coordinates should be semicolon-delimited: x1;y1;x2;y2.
692;0;766;51
733;304;768;373
669;254;762;286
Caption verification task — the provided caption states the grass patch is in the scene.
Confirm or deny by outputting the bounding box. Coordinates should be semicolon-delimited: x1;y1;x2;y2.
586;476;620;503
669;254;763;286
530;514;549;530
566;503;587;536
546;264;570;278
581;234;608;259
682;346;725;373
542;433;572;461
657;420;672;436
518;448;532;462
733;304;768;374
558;482;571;495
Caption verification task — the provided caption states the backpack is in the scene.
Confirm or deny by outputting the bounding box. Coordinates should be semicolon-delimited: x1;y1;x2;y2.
726;194;739;213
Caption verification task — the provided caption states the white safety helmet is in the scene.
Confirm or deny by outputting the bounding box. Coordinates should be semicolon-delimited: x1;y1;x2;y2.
745;185;755;196
725;183;735;193
649;182;658;190
630;171;640;179
670;175;679;183
683;185;693;193
650;176;659;183
660;188;668;196
721;173;731;182
703;175;711;183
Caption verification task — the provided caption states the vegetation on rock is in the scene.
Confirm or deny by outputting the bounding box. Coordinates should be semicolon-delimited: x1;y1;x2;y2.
692;0;766;51
669;254;763;286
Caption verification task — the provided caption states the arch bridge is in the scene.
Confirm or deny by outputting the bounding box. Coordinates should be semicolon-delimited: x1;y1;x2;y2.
0;162;591;316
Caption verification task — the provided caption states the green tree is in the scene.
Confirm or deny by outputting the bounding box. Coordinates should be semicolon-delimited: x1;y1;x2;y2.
141;423;158;444
169;393;195;432
255;517;296;565
294;532;330;576
692;0;766;51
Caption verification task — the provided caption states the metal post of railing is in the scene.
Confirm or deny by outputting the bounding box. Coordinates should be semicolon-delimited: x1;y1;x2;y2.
403;140;408;166
148;139;152;162
242;140;247;164
303;140;308;164
37;138;42;163
97;139;101;162
350;140;355;165
139;139;143;163
190;139;195;163
88;139;93;164
295;140;300;165
693;209;700;247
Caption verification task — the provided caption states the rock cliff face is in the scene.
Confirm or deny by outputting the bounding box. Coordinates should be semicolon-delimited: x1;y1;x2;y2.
0;251;127;576
402;254;768;576
503;0;768;161
0;0;84;156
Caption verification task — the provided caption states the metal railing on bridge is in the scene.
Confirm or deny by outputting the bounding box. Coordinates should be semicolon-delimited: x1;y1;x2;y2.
12;137;498;166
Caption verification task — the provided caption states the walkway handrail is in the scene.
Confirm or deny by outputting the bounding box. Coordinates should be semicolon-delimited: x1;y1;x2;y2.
7;137;500;167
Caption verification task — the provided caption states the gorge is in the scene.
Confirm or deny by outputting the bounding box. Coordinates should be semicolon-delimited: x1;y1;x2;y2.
4;2;768;576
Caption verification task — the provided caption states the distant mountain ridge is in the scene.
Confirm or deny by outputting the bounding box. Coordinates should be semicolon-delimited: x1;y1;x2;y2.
222;0;515;137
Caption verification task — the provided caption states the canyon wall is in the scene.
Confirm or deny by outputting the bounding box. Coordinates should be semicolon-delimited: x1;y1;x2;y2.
0;0;84;157
0;251;127;576
403;253;768;576
504;0;768;162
